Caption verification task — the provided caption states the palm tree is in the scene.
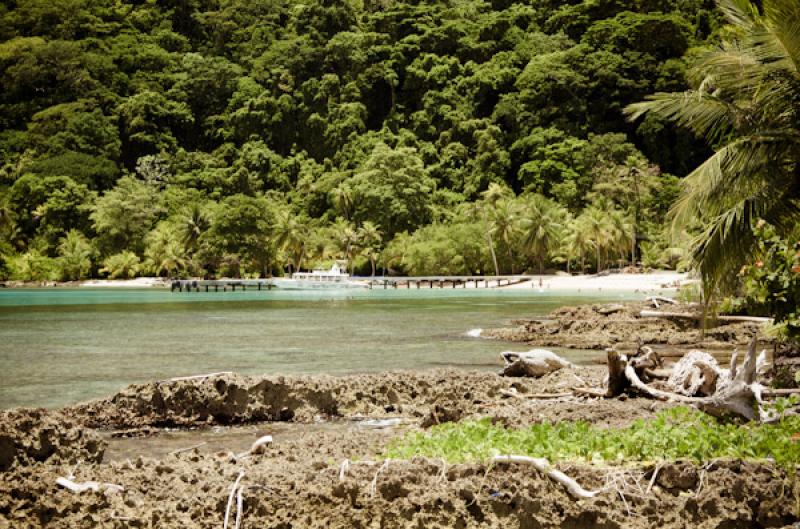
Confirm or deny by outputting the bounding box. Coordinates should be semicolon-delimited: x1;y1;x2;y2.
479;183;513;275
178;204;210;254
606;206;635;267
330;184;354;221
306;226;334;268
357;221;382;276
58;230;93;280
144;223;187;277
580;207;614;272
487;198;521;273
625;0;800;295
382;231;411;275
100;251;141;279
331;217;359;273
520;194;565;273
562;217;595;273
273;208;309;274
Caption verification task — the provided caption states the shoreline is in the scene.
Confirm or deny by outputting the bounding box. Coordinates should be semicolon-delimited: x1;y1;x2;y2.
1;271;690;291
498;270;689;292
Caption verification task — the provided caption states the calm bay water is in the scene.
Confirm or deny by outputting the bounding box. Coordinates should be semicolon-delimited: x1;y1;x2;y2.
0;287;646;409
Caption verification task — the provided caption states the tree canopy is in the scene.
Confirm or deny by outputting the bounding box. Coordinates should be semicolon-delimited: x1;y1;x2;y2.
0;0;727;279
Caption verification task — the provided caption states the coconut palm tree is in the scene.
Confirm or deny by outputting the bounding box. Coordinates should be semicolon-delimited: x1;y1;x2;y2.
487;198;520;273
273;208;310;274
382;231;411;275
519;194;566;273
357;221;382;276
562;216;595;273
607;206;635;267
579;207;615;272
100;251;141;279
58;230;93;280
626;0;800;294
331;217;359;273
479;183;514;275
305;226;334;268
144;223;187;277
178;204;210;254
330;184;354;221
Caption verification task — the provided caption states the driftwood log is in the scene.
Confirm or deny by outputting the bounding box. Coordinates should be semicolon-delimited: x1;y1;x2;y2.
639;310;772;324
491;455;604;499
500;349;572;377
604;339;764;420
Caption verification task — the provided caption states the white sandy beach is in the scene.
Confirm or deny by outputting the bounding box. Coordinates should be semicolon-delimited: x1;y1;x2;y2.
79;277;171;288
500;271;690;293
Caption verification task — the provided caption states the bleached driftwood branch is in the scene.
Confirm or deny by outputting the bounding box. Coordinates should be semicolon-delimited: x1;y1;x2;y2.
499;389;573;399
56;477;123;494
169;442;207;455
235;435;273;459
606;339;764;421
500;349;573;377
162;371;234;383
491;455;603;499
639;311;772;324
223;470;245;529
645;296;678;309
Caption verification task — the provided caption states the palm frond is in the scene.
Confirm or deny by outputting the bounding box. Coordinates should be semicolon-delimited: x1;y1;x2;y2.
692;181;800;295
716;0;760;31
754;0;800;74
672;134;799;228
625;91;740;144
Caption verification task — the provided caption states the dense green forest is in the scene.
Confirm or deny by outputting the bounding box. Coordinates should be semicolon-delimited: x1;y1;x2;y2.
0;0;723;280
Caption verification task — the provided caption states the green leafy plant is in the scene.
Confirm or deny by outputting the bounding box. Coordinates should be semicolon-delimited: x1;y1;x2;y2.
738;221;800;338
386;408;800;470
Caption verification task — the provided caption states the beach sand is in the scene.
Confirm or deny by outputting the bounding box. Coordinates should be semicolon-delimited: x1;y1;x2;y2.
500;271;689;292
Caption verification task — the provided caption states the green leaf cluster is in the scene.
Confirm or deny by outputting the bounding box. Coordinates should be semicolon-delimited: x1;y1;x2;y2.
386;408;800;470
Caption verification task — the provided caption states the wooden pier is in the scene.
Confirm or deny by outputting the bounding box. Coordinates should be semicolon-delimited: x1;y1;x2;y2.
171;276;531;292
365;276;530;289
170;279;276;292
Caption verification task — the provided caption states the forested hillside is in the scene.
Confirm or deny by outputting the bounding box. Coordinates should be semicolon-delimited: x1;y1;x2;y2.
0;0;721;279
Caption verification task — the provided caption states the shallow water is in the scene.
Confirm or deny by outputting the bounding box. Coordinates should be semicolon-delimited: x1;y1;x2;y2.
101;418;409;462
0;287;654;409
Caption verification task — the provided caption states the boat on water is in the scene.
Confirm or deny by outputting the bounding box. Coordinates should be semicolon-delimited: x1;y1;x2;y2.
272;262;368;290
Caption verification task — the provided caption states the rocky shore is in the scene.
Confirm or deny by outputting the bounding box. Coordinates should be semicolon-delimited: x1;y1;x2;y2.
1;362;797;528
481;301;770;352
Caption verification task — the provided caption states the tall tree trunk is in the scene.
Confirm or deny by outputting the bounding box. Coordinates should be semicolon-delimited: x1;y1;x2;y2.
487;232;499;276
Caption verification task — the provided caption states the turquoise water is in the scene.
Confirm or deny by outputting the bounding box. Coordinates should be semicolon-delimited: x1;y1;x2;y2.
0;287;647;409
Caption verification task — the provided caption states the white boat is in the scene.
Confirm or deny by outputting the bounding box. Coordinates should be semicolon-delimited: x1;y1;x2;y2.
272;262;368;290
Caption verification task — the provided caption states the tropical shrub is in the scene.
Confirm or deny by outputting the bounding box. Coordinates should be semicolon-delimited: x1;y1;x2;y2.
57;230;93;280
8;250;57;281
100;251;141;279
737;221;800;338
